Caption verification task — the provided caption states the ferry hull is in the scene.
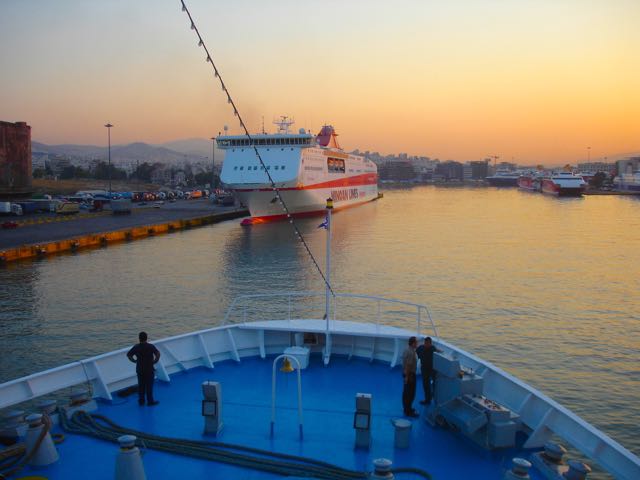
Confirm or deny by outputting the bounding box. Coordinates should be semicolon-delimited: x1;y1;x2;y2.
233;183;379;220
541;180;584;196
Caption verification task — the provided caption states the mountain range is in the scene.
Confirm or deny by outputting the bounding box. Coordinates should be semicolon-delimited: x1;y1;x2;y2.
32;139;223;166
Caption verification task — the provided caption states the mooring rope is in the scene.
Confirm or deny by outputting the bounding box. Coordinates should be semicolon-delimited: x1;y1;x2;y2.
60;411;432;479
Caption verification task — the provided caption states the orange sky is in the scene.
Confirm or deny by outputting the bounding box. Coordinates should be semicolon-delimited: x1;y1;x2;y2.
1;0;638;164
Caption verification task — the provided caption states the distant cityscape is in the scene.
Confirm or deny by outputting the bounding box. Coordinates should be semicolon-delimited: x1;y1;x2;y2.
1;119;637;196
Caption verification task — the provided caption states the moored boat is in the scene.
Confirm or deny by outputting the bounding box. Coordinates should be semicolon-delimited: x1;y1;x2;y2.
541;171;586;196
485;169;520;186
517;172;542;191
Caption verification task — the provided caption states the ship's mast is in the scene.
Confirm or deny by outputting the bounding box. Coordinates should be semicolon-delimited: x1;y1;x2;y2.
273;116;295;134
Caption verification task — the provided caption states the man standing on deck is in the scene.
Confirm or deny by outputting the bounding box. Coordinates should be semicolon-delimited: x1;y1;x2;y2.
402;336;419;417
416;336;442;405
127;331;161;406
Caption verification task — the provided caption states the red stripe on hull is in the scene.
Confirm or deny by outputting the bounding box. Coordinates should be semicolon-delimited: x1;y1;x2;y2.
240;196;378;226
233;173;377;192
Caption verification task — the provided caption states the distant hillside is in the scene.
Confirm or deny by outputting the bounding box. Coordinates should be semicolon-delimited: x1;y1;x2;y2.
160;138;213;158
32;141;213;166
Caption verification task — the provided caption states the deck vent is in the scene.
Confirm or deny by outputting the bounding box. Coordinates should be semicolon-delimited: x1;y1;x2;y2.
202;381;223;435
371;458;394;479
504;457;531;479
115;434;146;480
24;413;59;466
354;393;372;449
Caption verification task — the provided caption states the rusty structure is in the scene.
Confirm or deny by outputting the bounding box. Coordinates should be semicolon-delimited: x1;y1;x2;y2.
0;120;32;197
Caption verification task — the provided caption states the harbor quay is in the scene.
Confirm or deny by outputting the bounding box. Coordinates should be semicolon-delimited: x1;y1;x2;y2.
0;199;248;263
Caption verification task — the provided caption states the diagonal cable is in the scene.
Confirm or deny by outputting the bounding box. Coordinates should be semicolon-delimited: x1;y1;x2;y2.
179;0;334;297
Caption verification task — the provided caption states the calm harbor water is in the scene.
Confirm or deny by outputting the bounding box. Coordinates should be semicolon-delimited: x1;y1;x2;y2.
1;186;639;460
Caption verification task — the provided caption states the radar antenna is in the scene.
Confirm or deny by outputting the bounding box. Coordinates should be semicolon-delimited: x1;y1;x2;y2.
273;116;295;134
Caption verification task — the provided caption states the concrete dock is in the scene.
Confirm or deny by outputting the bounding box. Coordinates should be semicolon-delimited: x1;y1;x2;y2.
0;199;248;263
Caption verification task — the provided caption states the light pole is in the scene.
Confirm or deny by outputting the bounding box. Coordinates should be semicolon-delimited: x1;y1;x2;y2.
105;123;113;197
210;136;216;189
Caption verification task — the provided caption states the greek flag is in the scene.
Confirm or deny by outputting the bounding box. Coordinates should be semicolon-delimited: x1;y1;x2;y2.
318;216;328;229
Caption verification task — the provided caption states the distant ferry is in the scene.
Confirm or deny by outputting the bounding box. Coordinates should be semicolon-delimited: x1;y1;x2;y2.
613;171;640;192
485;170;520;186
219;118;378;224
517;172;542;191
541;171;586;196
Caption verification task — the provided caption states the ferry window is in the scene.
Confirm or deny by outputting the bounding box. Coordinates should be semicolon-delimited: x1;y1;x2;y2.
267;166;271;170
234;166;238;170
239;166;244;170
254;166;258;170
281;165;286;170
328;158;346;173
275;166;279;170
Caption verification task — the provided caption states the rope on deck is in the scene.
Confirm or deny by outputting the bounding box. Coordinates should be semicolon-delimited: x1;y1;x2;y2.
61;411;432;479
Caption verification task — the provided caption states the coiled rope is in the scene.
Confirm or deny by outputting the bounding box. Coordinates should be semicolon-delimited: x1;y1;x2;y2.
61;411;432;479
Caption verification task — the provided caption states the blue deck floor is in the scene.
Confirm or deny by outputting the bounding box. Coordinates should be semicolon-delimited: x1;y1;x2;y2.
21;354;541;479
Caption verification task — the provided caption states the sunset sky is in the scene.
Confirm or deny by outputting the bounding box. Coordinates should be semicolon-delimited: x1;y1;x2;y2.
1;0;638;164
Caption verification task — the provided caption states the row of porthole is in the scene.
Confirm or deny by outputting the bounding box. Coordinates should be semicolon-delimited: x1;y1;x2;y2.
233;148;295;152
233;165;286;171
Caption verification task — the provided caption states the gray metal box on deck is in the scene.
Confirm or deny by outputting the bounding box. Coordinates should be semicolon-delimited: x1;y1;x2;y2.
439;397;488;435
435;373;483;404
433;353;460;378
488;420;517;448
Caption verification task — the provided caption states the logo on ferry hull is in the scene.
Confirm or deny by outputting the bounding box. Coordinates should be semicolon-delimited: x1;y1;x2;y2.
331;188;359;202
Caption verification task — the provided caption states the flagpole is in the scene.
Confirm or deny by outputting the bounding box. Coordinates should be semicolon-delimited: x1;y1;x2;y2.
325;197;333;352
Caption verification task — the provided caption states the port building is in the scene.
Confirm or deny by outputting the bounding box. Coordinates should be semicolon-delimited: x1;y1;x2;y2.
0;120;32;197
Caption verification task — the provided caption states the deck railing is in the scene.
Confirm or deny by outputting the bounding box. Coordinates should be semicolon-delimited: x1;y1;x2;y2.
221;291;438;338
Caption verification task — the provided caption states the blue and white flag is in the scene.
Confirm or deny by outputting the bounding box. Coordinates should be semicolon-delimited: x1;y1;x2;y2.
317;216;328;229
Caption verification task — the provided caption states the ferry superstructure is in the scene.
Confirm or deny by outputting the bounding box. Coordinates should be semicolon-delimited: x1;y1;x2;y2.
219;118;378;223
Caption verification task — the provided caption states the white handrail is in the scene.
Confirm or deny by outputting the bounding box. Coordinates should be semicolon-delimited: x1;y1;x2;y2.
222;291;439;339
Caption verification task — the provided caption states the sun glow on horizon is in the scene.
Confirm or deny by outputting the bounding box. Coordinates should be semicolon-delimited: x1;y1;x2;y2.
1;0;638;164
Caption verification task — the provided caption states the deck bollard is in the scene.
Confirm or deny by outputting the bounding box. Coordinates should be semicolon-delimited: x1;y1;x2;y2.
371;458;394;479
564;460;591;480
115;435;146;480
391;418;411;448
24;413;59;466
504;458;531;479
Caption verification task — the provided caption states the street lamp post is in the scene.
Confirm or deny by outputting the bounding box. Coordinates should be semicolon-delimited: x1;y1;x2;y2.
105;123;113;197
210;136;216;189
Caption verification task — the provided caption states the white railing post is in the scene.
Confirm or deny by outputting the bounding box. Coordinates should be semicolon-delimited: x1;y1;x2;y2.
377;300;381;328
417;306;421;336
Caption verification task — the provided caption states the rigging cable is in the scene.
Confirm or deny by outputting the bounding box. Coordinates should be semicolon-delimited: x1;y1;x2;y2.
179;0;335;297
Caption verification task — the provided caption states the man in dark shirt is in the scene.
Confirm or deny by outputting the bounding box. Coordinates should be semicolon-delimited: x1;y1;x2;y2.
127;331;161;406
416;336;442;405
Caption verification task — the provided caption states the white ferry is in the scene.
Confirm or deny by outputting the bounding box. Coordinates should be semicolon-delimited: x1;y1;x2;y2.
219;117;378;224
541;171;587;196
